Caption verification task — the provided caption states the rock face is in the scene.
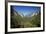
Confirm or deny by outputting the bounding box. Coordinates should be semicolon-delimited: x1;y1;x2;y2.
11;6;20;28
11;6;24;28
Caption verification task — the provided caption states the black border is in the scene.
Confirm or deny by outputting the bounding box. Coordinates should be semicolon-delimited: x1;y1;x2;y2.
5;1;45;34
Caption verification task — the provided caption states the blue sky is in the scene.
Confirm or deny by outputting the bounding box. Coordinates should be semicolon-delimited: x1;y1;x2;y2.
11;5;41;16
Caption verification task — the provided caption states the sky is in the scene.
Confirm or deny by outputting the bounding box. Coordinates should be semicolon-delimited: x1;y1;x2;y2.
11;5;41;16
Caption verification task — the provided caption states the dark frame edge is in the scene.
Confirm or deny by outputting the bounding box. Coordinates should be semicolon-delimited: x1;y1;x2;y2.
43;2;45;31
5;0;8;34
8;1;44;4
